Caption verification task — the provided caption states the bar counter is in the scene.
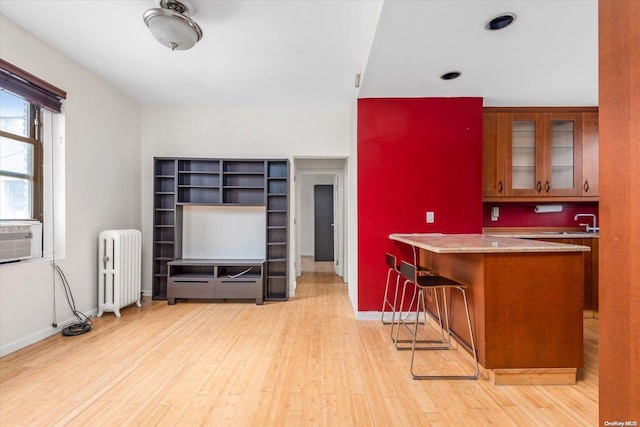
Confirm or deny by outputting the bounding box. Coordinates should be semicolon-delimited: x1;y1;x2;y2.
389;233;590;385
390;233;590;253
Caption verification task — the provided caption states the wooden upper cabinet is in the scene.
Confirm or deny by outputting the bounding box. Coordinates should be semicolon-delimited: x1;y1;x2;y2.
482;112;506;197
581;112;599;197
483;107;598;201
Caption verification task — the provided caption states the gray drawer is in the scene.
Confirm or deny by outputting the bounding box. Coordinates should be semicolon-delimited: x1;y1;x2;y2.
215;278;262;300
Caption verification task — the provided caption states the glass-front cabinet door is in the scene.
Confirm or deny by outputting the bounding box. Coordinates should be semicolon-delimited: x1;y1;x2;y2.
505;113;544;196
544;113;582;196
505;112;582;197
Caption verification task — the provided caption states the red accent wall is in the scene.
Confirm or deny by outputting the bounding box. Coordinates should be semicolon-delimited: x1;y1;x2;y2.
357;97;483;311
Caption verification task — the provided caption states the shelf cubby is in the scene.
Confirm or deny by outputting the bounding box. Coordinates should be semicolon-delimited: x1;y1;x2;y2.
178;187;220;204
223;160;265;174
222;188;265;205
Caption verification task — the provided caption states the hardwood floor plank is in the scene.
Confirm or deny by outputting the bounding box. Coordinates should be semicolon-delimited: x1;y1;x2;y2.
0;261;598;426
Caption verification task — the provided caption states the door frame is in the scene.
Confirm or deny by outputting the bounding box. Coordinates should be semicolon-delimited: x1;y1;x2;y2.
293;158;346;281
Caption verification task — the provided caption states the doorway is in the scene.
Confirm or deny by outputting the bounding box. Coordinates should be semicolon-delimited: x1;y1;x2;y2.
293;158;347;286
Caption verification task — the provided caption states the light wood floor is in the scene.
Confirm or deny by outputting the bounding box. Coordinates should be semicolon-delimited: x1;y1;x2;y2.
0;263;598;426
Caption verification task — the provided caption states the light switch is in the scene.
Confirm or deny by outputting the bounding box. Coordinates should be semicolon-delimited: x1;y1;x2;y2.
426;211;435;223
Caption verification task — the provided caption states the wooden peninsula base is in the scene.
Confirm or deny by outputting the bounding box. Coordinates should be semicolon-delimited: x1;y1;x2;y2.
390;234;589;385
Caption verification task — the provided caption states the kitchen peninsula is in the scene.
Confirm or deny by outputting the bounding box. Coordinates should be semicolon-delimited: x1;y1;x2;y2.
389;233;590;385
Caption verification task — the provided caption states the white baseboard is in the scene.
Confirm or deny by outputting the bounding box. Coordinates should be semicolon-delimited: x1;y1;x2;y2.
0;308;98;357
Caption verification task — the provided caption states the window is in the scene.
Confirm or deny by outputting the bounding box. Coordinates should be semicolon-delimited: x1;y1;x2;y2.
0;91;42;220
0;59;66;223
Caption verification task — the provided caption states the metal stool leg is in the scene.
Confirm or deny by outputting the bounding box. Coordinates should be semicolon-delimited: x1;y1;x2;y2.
381;266;396;325
410;286;479;380
395;281;447;350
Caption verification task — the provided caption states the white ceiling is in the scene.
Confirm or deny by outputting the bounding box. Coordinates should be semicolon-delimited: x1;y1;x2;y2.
0;0;598;107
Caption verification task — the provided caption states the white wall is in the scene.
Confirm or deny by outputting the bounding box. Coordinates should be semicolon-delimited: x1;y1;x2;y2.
0;15;361;356
182;206;266;259
140;106;353;297
0;15;141;356
348;101;358;311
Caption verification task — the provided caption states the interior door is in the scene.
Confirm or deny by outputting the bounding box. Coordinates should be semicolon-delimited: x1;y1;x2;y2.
314;185;334;261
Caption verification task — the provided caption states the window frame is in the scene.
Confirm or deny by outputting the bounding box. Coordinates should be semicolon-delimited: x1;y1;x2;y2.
0;59;64;222
0;101;43;221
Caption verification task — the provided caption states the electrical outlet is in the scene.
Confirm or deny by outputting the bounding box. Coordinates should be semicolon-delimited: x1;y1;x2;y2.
491;206;499;222
426;211;435;223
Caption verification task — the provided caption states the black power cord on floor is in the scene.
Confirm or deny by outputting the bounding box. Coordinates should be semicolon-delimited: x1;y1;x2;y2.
53;263;93;336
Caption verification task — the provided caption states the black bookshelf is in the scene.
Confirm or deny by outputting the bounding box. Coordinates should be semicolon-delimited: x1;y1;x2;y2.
152;157;289;301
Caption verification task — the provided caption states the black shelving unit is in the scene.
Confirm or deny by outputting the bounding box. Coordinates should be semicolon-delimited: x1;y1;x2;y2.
152;158;178;300
152;157;289;302
265;160;289;300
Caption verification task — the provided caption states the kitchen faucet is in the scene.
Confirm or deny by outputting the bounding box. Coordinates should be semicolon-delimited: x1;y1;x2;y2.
574;213;599;234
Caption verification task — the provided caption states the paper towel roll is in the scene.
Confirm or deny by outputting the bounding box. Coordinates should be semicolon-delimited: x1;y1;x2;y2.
534;204;563;213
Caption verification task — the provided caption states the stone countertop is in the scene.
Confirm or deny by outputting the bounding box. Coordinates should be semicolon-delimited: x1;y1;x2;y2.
389;233;591;254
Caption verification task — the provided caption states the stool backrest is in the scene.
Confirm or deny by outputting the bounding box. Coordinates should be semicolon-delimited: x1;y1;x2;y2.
386;253;397;270
399;261;417;284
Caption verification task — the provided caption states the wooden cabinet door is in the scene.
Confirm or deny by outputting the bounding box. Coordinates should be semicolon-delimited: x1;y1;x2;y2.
532;237;595;310
482;112;506;197
504;112;545;196
541;112;583;197
581;112;599;197
590;238;599;311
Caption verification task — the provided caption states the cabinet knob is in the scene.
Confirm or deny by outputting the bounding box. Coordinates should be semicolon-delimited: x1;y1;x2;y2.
536;181;543;192
544;181;550;192
584;180;590;193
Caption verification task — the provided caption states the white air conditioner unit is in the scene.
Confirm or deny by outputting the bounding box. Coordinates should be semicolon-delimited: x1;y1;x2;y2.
0;222;43;263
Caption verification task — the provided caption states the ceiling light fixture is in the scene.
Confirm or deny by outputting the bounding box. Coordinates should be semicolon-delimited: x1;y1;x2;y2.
440;71;462;80
143;0;203;51
485;13;517;31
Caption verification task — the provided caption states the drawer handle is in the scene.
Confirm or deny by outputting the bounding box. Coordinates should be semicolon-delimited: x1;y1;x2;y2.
536;181;542;192
498;180;503;193
220;280;257;284
544;181;550;192
173;280;208;284
584;180;590;192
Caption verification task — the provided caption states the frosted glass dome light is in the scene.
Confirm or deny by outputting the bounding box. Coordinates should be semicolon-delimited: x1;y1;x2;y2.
143;0;203;51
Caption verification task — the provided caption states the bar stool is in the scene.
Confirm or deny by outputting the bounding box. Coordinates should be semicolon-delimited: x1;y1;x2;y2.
394;263;445;351
397;260;479;380
382;253;433;344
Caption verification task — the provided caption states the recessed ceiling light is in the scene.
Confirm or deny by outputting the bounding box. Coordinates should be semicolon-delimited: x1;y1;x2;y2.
440;71;461;80
485;13;517;31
